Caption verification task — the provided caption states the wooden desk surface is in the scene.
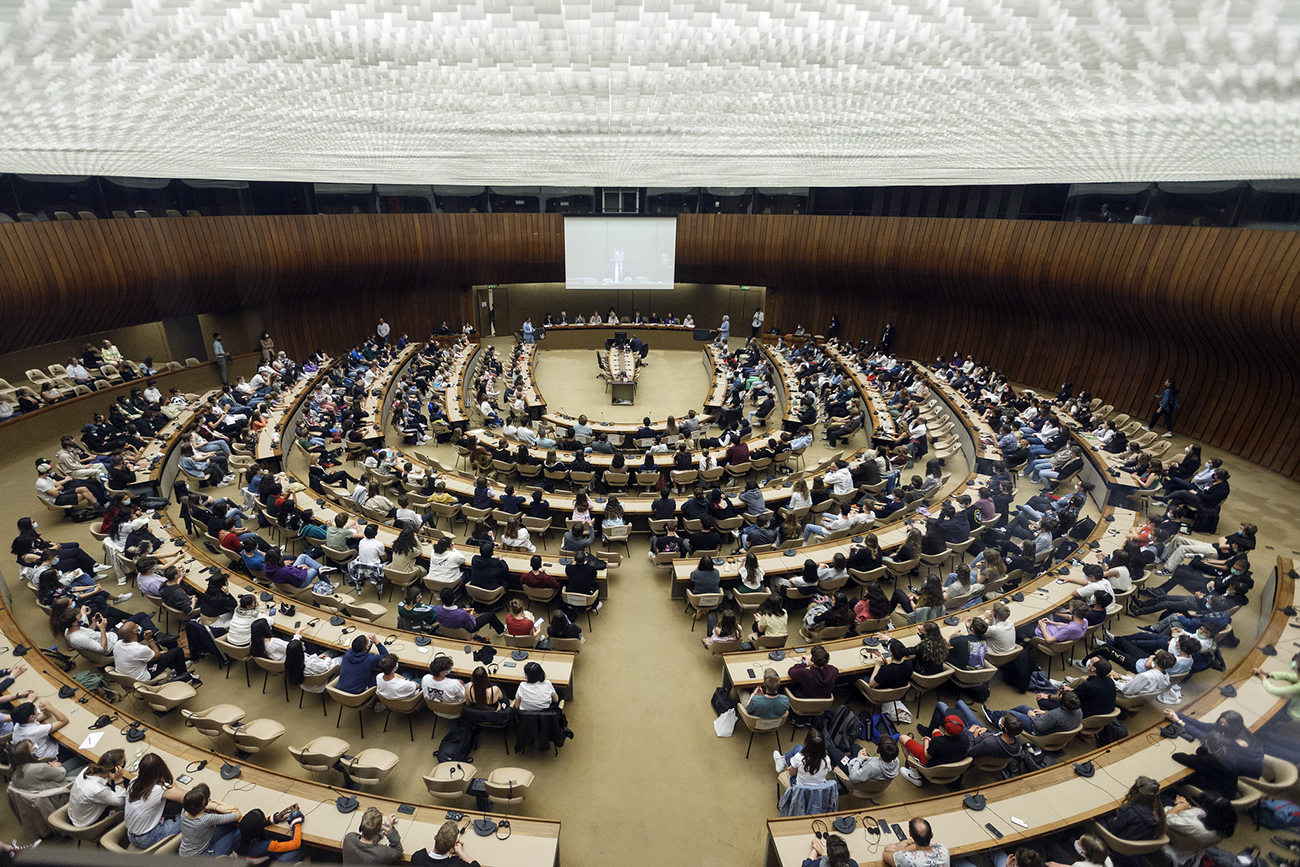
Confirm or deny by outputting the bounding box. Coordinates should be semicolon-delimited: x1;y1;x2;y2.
704;344;729;410
516;343;544;410
443;342;483;426
136;389;221;484
764;556;1296;867
0;609;562;866
255;360;336;462
724;508;1136;689
670;472;988;585
361;345;419;439
166;524;576;689
759;343;800;427
822;343;890;439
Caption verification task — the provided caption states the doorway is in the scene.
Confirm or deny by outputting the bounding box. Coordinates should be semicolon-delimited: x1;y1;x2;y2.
475;287;510;337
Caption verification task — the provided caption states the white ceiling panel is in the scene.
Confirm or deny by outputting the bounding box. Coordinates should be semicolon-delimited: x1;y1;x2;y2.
0;0;1296;184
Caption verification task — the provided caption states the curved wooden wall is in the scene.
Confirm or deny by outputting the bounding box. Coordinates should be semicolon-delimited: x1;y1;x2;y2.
675;215;1300;480
0;214;564;359
2;213;1298;479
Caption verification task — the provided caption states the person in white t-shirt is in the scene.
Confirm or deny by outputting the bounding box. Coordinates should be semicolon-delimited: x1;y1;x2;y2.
886;817;951;867
375;654;420;701
124;754;187;849
11;700;68;760
425;538;467;589
68;750;127;827
512;662;559;711
775;732;833;786
421;656;466;704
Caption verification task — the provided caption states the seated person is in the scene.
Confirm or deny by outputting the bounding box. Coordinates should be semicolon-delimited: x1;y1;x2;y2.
743;669;791;719
788;644;838;698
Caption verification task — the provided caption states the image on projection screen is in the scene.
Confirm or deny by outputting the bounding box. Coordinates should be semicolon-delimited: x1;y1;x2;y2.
564;217;677;289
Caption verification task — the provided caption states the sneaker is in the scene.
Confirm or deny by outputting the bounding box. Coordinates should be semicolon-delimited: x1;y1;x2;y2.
93;563;112;573
1155;568;1171;576
220;475;235;486
594;601;603;613
1103;629;1117;643
115;592;133;603
773;750;785;773
983;706;1000;726
1162;432;1173;438
188;674;203;687
371;702;388;714
899;766;924;787
1071;659;1090;671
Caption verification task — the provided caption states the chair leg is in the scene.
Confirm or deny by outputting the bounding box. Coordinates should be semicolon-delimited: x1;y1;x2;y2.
359;708;366;739
262;669;269;694
408;715;415;742
746;730;756;759
431;716;439;740
336;704;344;728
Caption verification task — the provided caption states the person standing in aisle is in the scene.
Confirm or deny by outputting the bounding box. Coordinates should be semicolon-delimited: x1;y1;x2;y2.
718;315;730;345
751;307;764;338
211;332;230;384
376;318;391;346
827;314;840;339
523;318;535;345
1151;377;1180;437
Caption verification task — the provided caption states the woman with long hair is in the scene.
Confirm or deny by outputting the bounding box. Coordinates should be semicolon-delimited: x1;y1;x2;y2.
909;621;951;675
468;665;504;709
390;528;426;578
753;594;787;639
124;753;186;848
68;749;126;827
736;552;766;595
8;739;66;792
702;609;741;648
787;478;811;513
284;637;338;692
1102;776;1165;843
848;532;883;571
778;730;832;786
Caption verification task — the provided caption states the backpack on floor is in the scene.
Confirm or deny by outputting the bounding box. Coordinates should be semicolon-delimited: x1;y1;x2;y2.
436;725;475;764
711;687;736;717
1016;742;1056;774
821;704;861;755
1258;799;1300;830
1095;719;1128;747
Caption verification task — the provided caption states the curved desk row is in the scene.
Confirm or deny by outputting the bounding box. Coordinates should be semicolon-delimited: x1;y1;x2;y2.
0;608;561;865
165;521;578;692
670;468;989;590
762;556;1296;867
132;388;220;488
721;506;1134;690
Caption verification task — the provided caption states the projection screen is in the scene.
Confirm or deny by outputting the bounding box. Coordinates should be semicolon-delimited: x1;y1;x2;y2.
564;217;676;290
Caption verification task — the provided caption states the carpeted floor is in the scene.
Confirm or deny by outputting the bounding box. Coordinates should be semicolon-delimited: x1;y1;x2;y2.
531;345;712;424
0;337;1296;865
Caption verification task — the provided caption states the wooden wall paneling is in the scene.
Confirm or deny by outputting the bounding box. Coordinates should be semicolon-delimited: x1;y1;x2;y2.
673;215;1300;479
2;214;1298;478
1263;235;1300;476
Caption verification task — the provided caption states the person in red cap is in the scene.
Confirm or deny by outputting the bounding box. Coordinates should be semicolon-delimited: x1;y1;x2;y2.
898;713;969;770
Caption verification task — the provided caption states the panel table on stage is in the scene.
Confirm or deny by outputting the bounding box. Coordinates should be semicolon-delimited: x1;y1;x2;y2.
605;346;639;405
542;323;700;351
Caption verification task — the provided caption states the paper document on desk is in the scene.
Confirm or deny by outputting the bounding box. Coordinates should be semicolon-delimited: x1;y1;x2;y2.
79;731;103;751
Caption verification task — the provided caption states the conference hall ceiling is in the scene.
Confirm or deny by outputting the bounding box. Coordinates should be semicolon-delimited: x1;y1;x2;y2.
0;0;1296;184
